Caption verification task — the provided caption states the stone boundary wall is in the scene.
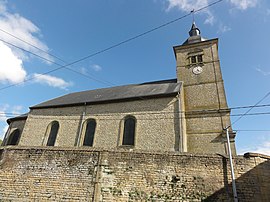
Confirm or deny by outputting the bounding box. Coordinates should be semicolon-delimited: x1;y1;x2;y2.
0;146;269;201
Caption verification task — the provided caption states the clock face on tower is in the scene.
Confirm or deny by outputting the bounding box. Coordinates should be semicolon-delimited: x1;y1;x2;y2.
192;66;203;75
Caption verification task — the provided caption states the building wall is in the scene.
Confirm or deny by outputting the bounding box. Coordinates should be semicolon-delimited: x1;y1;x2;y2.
19;97;183;152
9;93;234;154
0;147;269;201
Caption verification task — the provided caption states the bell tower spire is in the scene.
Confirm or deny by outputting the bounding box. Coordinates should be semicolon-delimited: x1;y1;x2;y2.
173;22;236;155
189;22;200;37
183;21;206;45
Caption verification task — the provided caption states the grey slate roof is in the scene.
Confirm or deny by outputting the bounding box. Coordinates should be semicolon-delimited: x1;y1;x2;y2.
31;79;181;109
7;113;28;124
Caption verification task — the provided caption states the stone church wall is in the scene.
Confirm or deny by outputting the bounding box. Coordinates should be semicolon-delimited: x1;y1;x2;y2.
0;147;269;201
2;119;26;145
19;96;182;152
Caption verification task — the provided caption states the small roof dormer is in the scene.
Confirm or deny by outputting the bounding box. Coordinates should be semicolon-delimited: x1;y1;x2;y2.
182;22;207;45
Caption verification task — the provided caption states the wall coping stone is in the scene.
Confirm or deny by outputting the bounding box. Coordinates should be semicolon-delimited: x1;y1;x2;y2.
1;146;268;161
244;152;270;159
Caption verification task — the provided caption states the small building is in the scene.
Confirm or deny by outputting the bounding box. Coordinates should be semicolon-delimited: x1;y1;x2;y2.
3;22;236;155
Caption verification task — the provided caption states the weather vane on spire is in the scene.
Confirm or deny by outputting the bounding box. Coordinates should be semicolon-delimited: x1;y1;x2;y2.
191;9;195;23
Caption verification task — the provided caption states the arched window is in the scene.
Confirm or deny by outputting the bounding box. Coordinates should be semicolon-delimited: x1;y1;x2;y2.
83;119;96;146
46;121;59;146
6;129;21;145
122;116;136;146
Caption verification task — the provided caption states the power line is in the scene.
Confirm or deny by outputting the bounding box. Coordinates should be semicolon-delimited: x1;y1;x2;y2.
0;38;114;89
0;0;223;91
235;130;270;132
0;38;58;64
2;111;270;121
1;103;270;117
3;0;263;132
231;91;270;126
231;111;270;117
0;28;115;87
0;28;66;64
230;103;270;110
0;0;226;117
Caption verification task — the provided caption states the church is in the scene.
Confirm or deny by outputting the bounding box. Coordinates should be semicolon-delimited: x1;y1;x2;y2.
1;23;270;202
3;22;236;155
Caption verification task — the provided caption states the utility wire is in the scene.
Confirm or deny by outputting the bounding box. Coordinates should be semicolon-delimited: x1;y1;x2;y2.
230;103;270;110
2;111;270;120
0;28;115;86
0;0;223;91
4;0;263;131
0;28;65;63
0;38;114;89
1;103;270;117
234;130;270;132
231;91;270;126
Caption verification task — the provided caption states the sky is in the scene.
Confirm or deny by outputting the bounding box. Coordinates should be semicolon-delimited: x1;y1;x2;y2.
0;0;269;155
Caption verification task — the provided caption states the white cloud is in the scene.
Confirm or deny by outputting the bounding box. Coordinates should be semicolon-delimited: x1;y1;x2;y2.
166;0;258;11
91;64;102;72
166;0;215;25
0;1;52;62
0;103;25;139
0;110;7;122
229;0;258;10
165;0;258;26
0;104;9;139
204;11;215;25
0;104;9;121
167;0;209;12
255;67;270;76
12;105;23;114
0;104;23;119
0;41;26;83
238;132;270;156
1;125;8;140
0;1;60;87
217;24;232;33
33;73;73;90
239;141;270;156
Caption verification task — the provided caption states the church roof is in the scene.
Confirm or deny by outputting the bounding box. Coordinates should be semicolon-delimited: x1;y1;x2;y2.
7;113;28;124
31;79;181;109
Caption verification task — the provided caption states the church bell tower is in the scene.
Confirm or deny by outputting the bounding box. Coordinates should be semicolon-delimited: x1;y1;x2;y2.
174;22;236;155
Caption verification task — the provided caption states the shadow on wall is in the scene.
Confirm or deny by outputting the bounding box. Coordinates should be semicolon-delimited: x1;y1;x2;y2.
204;153;270;202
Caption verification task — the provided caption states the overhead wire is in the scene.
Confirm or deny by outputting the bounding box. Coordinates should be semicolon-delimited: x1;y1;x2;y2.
1;110;270;120
0;0;228;120
0;38;114;89
0;0;230;123
0;28;115;87
0;0;224;91
0;28;65;63
1;103;270;117
231;91;270;126
2;0;267;132
234;130;270;132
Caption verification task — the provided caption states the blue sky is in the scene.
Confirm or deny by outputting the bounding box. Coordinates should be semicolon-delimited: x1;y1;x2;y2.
0;0;269;155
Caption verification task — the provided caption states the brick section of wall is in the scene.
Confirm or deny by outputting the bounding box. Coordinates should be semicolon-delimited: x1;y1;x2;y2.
0;147;269;201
